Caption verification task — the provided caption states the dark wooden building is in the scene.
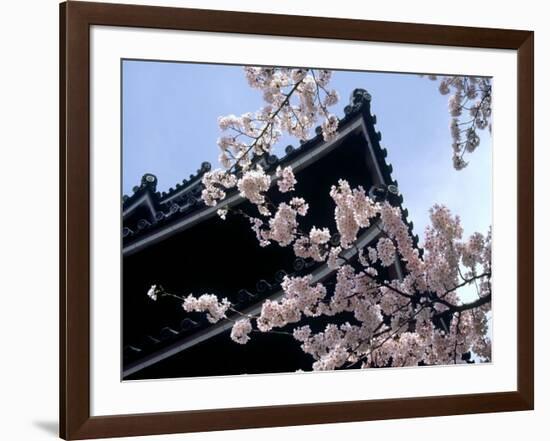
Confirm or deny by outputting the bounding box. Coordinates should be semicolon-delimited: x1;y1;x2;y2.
122;89;416;380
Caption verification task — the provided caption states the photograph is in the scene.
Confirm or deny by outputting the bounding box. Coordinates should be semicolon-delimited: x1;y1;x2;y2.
121;62;493;380
0;0;543;439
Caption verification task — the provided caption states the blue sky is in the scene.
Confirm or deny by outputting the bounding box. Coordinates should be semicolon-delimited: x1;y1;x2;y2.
122;60;492;252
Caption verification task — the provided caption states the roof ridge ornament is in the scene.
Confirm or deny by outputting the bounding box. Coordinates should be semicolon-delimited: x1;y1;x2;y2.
344;88;372;116
351;88;372;105
140;173;158;191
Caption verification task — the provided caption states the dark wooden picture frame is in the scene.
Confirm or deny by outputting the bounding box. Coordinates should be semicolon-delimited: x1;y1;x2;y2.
60;1;534;439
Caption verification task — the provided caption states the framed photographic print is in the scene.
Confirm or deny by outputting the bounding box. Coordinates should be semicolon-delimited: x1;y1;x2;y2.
60;1;534;439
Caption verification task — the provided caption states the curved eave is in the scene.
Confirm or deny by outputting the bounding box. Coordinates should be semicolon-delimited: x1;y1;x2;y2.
122;222;388;378
123;109;387;256
122;190;158;219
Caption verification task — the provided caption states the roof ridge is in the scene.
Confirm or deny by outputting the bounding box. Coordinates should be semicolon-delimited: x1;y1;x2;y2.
121;89;421;247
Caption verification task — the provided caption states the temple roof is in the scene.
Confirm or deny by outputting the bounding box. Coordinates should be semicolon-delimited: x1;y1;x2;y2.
122;89;415;250
121;89;420;378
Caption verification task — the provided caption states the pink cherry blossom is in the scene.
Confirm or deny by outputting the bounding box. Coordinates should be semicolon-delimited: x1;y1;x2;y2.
237;166;271;206
167;68;494;371
275;166;297;193
230;318;253;344
182;294;230;324
426;75;492;170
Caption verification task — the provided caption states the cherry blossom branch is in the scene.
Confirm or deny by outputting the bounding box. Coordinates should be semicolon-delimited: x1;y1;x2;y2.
229;79;304;172
148;69;493;371
433;289;491;314
425;75;492;170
